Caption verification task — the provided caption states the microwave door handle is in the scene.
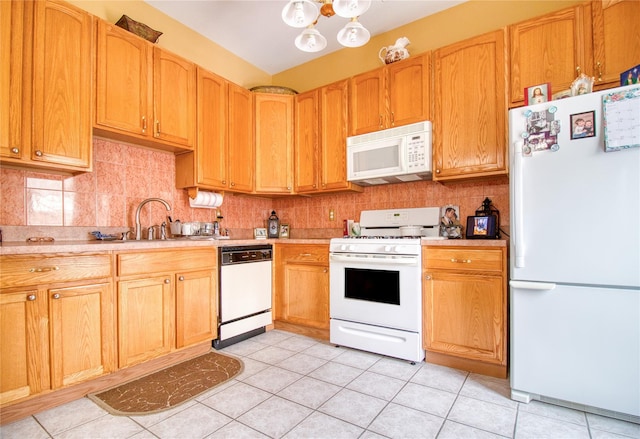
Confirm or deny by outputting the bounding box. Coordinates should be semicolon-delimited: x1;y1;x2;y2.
398;137;406;169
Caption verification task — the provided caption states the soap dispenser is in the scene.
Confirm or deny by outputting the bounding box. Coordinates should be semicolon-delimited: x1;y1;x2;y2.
267;211;280;238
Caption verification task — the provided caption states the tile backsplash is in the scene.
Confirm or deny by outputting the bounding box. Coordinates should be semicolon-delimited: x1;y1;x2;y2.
0;138;509;239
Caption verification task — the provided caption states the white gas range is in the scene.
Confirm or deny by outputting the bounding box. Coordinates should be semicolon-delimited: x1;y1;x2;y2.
329;207;443;363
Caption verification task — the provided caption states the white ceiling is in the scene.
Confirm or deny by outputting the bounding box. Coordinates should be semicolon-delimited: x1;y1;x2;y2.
144;0;465;75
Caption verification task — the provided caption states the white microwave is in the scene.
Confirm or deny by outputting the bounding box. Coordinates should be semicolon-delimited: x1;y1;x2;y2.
346;121;432;186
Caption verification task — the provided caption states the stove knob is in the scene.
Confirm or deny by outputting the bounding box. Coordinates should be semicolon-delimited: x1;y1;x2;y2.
340;244;348;251
384;245;393;252
348;244;356;252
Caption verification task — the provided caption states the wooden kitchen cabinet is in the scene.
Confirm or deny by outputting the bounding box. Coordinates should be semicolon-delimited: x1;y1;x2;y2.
274;244;330;332
94;18;196;151
0;0;93;173
176;67;229;191
590;0;640;89
433;29;508;181
349;53;430;136
422;246;507;378
0;253;115;405
509;4;593;107
254;93;294;195
116;248;217;368
227;82;255;192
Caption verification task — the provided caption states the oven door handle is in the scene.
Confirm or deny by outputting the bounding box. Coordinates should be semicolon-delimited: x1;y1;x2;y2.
329;254;419;265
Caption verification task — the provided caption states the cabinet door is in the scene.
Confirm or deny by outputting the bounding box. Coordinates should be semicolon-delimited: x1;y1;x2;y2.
196;67;228;188
509;5;593;106
49;282;115;388
591;0;640;89
349;69;385;135
32;0;93;170
153;47;196;148
0;289;49;404
227;82;254;192
176;270;217;348
294;89;320;193
118;276;173;368
0;0;26;160
281;263;329;329
387;53;430;128
433;29;507;181
254;93;294;194
321;79;359;192
95;20;152;137
423;272;505;364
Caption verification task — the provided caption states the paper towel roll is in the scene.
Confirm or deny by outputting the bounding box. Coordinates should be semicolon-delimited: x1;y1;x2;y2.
189;191;223;209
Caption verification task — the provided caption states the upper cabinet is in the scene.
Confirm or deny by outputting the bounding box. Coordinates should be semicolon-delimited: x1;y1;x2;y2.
590;0;640;89
349;53;430;136
94;20;196;152
254;93;294;195
227;82;255;193
509;4;593;107
433;29;508;181
294;79;363;194
1;0;93;173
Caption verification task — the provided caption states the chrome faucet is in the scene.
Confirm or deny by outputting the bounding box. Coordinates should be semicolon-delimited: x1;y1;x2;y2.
135;198;171;240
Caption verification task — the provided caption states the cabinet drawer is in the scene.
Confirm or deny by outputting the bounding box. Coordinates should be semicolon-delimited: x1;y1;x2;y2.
277;245;329;264
117;248;216;277
1;254;112;289
424;247;503;272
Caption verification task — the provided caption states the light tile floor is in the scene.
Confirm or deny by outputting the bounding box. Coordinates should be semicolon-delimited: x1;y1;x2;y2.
2;329;639;439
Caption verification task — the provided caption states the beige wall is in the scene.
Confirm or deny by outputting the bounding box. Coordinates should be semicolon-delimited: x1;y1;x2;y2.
71;0;582;92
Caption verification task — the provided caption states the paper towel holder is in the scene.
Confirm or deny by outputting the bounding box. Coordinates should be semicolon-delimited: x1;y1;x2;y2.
187;187;225;199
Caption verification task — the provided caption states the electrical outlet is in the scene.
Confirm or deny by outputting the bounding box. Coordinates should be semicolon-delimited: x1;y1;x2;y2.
329;209;335;221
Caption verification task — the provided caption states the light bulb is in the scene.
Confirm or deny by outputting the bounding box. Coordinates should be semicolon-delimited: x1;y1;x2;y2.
332;0;371;18
337;19;370;47
282;0;318;28
295;28;328;52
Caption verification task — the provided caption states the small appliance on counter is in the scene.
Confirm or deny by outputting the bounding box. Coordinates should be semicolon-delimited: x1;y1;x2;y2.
267;211;280;239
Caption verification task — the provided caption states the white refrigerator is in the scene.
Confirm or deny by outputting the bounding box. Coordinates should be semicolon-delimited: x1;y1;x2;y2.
509;85;640;419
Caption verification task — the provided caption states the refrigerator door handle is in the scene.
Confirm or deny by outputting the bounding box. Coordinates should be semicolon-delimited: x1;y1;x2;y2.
510;280;556;291
512;141;526;268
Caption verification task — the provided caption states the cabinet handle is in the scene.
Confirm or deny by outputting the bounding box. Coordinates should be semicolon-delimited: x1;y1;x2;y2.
576;66;581;75
596;61;602;81
178;276;184;281
390;112;395;126
379;115;383;128
11;147;19;154
164;278;170;284
27;294;36;301
35;150;43;157
142;116;147;133
52;293;61;299
299;253;312;257
155;120;160;137
29;266;60;273
450;258;472;264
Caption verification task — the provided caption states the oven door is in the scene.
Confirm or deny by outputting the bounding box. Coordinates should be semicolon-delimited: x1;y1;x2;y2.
329;252;422;331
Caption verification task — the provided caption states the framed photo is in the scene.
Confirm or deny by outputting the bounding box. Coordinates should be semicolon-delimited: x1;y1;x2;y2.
552;89;572;100
279;224;290;239
253;227;267;239
465;215;498;239
570;111;596;140
571;73;594;96
439;205;462;238
525;83;550;105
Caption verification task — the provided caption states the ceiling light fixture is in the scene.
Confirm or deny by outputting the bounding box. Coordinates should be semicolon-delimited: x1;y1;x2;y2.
282;0;372;53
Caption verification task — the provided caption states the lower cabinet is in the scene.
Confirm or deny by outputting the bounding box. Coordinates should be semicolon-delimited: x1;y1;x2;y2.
116;247;217;368
0;253;115;405
422;245;507;378
275;244;329;331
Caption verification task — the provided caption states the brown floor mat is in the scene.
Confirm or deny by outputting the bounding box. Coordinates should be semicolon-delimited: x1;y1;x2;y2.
88;350;243;416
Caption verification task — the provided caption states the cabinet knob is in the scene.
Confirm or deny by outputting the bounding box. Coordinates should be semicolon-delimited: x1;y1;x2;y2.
164;278;170;284
11;147;19;154
52;293;61;299
35;150;43;157
425;275;431;280
436;169;441;174
312;184;317;188
27;294;36;301
287;186;291;190
230;182;235;187
178;276;184;281
323;268;328;273
222;180;226;185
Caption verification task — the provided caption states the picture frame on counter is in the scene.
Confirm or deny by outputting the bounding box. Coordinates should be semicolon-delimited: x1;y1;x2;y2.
465;215;498;239
279;224;290;239
525;83;550;105
570;73;594;96
254;227;267;239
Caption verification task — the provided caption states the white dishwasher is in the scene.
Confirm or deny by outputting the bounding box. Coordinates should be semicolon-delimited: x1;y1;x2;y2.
213;245;273;349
